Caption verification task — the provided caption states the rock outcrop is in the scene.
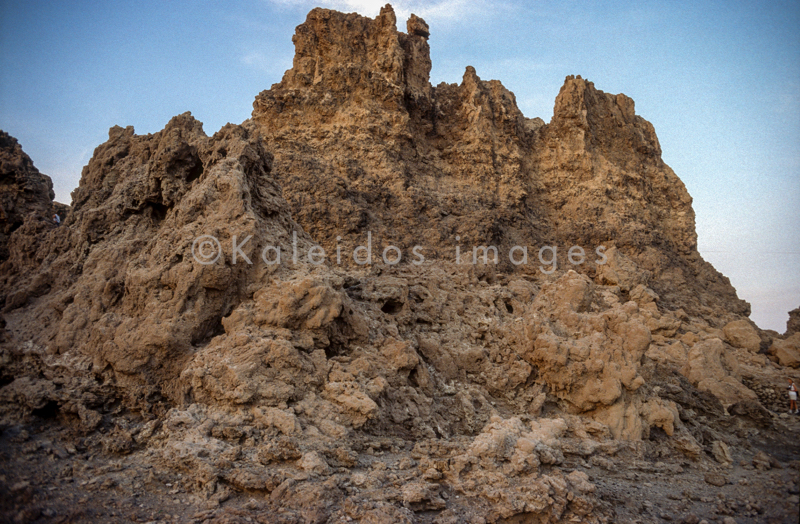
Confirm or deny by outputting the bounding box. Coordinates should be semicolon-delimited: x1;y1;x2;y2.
250;5;748;324
770;333;800;368
0;131;58;262
1;5;798;524
786;306;800;335
1;114;338;407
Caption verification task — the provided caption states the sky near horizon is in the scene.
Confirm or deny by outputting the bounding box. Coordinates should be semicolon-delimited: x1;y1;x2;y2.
1;0;798;332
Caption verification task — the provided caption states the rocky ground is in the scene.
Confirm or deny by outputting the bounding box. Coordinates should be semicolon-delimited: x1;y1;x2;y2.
1;411;798;523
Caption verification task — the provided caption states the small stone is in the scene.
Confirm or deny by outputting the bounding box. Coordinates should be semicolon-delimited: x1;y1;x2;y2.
711;440;732;466
704;472;727;487
752;450;772;470
299;451;330;475
422;467;442;480
10;481;29;492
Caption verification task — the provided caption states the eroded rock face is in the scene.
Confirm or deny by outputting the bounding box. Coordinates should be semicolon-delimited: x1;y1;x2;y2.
786;306;800;335
0;131;58;263
250;5;748;323
1;5;798;524
1;114;329;406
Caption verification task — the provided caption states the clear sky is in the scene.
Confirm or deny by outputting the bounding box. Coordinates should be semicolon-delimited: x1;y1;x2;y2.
1;0;798;332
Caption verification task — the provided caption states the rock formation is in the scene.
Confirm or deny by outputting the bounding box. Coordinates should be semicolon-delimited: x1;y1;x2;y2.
250;6;748;323
1;5;798;524
786;306;800;335
0;131;59;262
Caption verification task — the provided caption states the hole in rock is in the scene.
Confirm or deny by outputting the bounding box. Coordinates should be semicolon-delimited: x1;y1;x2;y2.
381;298;403;315
32;400;60;419
191;315;225;346
345;284;363;301
148;202;169;221
186;161;203;183
648;426;668;442
324;341;347;359
505;301;514;314
408;367;419;388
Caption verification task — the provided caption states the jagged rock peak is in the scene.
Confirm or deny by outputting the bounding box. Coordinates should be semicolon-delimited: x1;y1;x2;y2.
551;75;662;159
0;131;55;210
247;5;749;319
787;306;800;336
407;13;430;38
254;3;432;116
0;130;57;260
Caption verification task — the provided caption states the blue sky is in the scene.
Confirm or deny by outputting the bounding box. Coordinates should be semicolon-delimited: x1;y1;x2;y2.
1;0;798;331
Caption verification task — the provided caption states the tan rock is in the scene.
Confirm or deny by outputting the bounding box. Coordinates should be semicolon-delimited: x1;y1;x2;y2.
723;319;761;352
381;338;420;371
646;341;689;367
786;306;800;335
596;248;650;292
769;333;800;367
704;472;727;487
591;400;644;440
299;451;330;475
752;450;773;470
671;434;703;459
401;481;446;511
641;398;679;436
521;272;649;416
253;407;301;435
682;338;758;406
323;382;379;428
254;278;344;330
711;440;733;466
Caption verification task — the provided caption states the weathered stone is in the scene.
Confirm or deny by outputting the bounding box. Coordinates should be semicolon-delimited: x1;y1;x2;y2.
723;319;761;352
704;472;727;487
711;440;733;466
786;307;800;335
769;333;800;367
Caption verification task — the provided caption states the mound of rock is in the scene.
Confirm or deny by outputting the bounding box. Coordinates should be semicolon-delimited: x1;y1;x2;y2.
1;5;798;524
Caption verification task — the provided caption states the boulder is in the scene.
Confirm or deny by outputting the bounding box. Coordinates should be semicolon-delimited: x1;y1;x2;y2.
723;319;761;352
770;333;800;368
